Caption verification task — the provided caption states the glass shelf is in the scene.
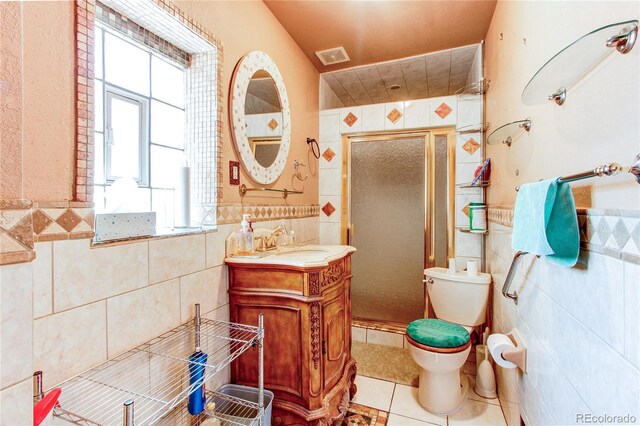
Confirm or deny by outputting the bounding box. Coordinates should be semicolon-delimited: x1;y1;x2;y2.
455;78;491;96
487;118;531;147
456;226;488;235
456;122;490;134
522;20;638;105
457;181;490;188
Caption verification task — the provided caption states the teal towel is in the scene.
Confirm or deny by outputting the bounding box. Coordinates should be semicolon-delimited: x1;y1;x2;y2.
512;178;579;267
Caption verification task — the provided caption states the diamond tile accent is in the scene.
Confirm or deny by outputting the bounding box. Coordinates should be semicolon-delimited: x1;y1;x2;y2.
268;119;278;130
612;219;631;249
32;209;53;235
462;203;470;218
462;137;481;155
343;112;358;127
322;148;336;162
434;102;452;119
322;202;336;217
56;209;82;232
386;108;402;124
595;217;612;246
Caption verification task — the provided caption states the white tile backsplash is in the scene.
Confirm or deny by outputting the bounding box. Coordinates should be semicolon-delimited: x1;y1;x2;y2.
149;233;206;284
403;99;430;129
0;379;33;425
624;262;640;369
32;242;53;319
1;262;33;390
53;239;149;312
489;224;640;425
319;168;342;197
107;279;181;357
319;222;341;245
34;301;107;387
319;112;340;143
361;103;386;132
456;96;482;128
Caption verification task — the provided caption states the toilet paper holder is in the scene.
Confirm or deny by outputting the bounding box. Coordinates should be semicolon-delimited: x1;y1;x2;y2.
489;330;527;373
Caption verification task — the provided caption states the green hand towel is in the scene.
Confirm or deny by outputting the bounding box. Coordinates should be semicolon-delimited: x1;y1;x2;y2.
512;178;579;267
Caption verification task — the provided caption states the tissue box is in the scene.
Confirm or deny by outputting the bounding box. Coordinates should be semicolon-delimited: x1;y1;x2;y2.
94;212;156;242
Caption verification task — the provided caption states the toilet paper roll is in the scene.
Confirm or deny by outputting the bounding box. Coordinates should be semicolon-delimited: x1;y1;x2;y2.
448;258;456;274
467;260;478;276
487;334;517;369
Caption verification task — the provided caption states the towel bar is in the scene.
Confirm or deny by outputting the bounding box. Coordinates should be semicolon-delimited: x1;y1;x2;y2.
515;152;640;191
502;251;528;304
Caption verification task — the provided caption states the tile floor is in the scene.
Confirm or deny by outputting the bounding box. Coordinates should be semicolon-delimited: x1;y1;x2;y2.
350;358;507;426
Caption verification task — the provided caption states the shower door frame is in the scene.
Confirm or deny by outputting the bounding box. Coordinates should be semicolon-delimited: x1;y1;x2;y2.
341;129;456;320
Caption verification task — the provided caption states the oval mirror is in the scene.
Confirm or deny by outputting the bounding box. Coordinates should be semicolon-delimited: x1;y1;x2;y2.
230;51;290;184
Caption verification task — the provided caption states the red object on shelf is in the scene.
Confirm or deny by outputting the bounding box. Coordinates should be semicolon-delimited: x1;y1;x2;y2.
474;160;491;182
33;388;61;426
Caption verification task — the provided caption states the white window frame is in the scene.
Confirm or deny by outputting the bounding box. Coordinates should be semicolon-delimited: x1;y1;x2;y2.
104;86;150;186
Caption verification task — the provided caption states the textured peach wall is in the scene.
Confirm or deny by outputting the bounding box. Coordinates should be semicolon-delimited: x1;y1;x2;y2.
22;1;76;201
176;0;320;205
485;1;640;210
0;2;24;199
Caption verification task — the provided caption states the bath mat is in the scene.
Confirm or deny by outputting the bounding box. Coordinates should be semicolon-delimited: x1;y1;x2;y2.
341;402;388;426
351;341;419;387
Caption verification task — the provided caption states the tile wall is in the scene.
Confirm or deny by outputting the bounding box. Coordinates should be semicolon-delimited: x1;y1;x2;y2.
0;217;318;425
486;208;640;425
318;95;485;269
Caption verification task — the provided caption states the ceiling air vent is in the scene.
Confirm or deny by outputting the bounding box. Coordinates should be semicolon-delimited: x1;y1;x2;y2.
315;46;350;66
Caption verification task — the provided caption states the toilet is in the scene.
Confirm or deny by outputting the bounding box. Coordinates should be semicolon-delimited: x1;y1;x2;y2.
405;267;492;415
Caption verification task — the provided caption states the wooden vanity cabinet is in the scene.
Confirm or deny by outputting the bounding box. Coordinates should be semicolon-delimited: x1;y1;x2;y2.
227;254;357;426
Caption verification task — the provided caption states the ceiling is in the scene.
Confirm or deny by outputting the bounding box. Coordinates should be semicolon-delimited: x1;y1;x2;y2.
263;0;497;72
322;44;478;106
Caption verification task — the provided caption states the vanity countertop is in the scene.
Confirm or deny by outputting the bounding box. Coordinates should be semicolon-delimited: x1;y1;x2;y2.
225;244;356;268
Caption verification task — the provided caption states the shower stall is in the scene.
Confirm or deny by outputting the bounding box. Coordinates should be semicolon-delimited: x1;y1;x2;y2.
345;130;455;325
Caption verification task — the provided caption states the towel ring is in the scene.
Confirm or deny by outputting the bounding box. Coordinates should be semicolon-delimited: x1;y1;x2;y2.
307;138;320;159
293;160;308;181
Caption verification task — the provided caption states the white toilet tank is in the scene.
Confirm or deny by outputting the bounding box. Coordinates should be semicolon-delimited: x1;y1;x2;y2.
424;267;492;327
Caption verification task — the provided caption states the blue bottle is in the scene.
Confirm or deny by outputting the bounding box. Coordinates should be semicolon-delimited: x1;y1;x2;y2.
187;350;208;415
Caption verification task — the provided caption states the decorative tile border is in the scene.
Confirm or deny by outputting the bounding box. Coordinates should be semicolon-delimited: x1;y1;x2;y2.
488;206;640;264
216;203;319;225
0;207;35;265
31;202;95;242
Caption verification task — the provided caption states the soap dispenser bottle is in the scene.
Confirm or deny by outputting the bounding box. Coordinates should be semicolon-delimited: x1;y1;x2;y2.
237;214;254;256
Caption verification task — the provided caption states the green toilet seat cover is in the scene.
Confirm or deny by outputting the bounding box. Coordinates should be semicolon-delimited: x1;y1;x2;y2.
406;318;470;348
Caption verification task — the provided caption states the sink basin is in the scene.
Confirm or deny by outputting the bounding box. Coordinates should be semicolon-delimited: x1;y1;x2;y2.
226;245;355;267
272;249;329;258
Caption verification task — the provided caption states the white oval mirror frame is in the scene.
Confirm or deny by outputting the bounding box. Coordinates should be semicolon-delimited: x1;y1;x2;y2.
230;51;291;184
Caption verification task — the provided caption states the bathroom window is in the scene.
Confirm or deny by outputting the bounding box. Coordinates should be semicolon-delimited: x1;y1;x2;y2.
94;25;187;228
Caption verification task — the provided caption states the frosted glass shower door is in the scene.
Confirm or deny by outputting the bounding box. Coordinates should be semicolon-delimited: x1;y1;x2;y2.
349;136;426;324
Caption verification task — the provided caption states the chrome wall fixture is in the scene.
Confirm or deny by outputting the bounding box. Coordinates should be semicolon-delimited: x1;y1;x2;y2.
550;23;637;105
239;184;303;198
515;153;640;191
521;20;638;106
293;160;308;181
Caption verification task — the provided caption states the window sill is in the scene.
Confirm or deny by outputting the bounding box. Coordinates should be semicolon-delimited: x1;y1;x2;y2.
91;225;218;248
